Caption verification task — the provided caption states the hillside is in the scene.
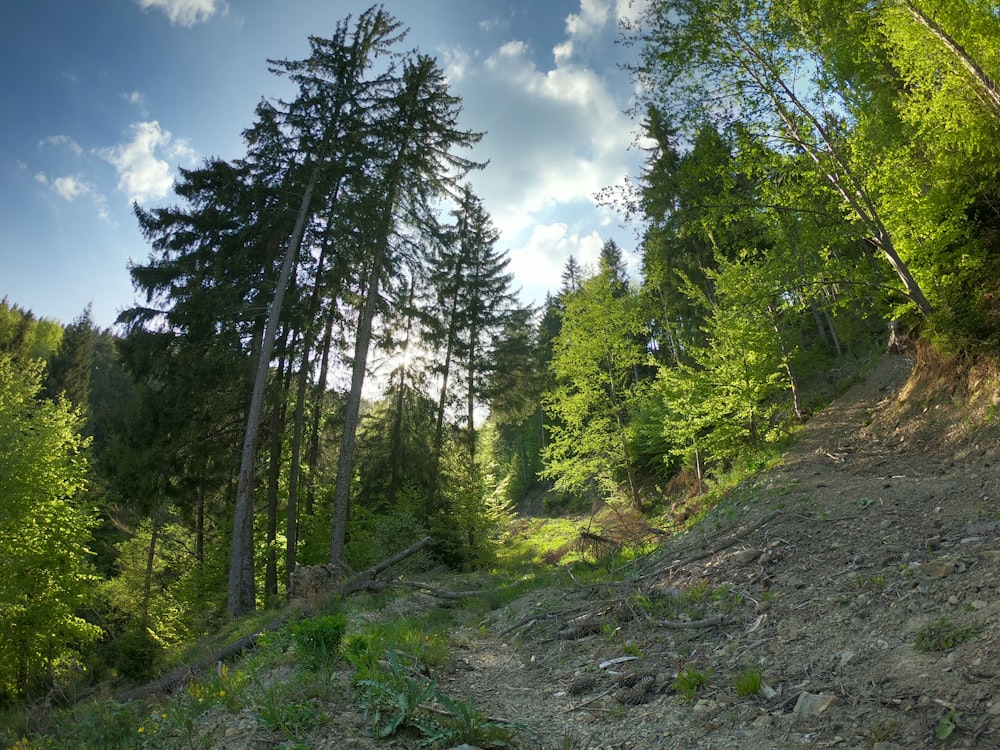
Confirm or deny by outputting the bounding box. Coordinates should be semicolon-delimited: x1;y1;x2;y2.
408;350;1000;749
19;348;1000;749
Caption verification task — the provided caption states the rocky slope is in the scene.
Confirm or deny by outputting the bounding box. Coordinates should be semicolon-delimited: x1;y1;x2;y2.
177;350;1000;749
433;351;1000;749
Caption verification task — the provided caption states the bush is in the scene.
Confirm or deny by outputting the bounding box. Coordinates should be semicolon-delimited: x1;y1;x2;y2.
290;614;347;670
112;627;164;683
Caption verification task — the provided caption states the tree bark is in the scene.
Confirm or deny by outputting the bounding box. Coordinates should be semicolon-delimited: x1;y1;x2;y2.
228;154;324;617
330;239;388;567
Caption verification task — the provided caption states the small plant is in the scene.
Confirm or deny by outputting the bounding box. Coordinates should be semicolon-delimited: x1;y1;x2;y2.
855;574;886;593
864;716;901;748
621;642;642;657
354;646;436;739
673;665;711;702
256;695;327;738
935;708;960;740
914;618;979;652
733;665;762;697
433;692;519;747
290;613;347;670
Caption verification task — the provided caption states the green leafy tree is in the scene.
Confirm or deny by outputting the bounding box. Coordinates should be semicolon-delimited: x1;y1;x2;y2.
0;299;63;363
633;0;932;316
542;264;648;509
0;353;101;697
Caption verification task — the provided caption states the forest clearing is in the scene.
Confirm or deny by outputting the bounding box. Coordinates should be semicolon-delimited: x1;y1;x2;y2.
4;1;1000;748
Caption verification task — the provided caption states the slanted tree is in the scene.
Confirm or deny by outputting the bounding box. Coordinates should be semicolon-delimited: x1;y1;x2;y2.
227;7;411;614
633;0;932;316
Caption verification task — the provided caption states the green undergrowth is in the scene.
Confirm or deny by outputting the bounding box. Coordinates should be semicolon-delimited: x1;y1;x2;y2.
1;581;534;750
1;380;860;750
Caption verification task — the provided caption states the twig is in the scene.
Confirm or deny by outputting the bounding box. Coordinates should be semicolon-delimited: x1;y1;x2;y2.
391;580;491;599
565;687;614;712
420;701;521;725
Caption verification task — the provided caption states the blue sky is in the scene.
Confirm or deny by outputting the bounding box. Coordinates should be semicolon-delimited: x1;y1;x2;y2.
0;0;648;328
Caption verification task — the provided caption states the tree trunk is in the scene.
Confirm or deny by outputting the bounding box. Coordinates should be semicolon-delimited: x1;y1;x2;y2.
727;26;933;316
285;248;330;589
330;241;388;567
264;332;292;607
228;154;324;617
305;311;336;516
141;516;160;627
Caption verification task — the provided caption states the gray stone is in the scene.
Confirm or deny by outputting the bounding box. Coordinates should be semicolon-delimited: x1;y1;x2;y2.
793;691;837;718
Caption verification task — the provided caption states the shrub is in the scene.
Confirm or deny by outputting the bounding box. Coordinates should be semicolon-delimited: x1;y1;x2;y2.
290;614;347;670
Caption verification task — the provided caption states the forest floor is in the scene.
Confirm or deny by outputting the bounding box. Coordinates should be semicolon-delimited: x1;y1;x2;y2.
132;349;1000;749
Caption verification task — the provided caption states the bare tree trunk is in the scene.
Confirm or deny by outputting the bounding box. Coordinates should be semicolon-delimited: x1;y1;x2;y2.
724;23;932;316
306;311;336;516
228;155;324;617
142;515;160;627
330;242;387;568
285;249;330;589
264;332;292;607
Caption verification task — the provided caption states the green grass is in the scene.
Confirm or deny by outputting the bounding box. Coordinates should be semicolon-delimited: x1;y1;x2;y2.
914;618;980;652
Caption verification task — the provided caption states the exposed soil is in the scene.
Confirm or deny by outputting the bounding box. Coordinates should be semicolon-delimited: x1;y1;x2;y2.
195;351;1000;749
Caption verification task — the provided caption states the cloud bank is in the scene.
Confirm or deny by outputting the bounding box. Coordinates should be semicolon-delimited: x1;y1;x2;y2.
442;0;643;303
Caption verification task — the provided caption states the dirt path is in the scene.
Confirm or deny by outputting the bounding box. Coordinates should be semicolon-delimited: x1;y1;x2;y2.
201;353;1000;750
442;353;1000;749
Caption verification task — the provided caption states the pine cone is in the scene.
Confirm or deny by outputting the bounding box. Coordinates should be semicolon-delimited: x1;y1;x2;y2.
614;673;656;705
568;674;598;695
616;672;656;688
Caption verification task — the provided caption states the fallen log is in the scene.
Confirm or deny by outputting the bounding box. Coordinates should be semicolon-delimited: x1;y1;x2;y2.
116;613;291;703
335;535;435;595
391;579;488;599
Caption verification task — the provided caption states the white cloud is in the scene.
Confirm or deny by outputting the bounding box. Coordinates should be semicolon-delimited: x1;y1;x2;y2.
39;134;83;155
556;0;611;64
454;40;634;239
508;223;605;303
615;0;650;28
478;16;508;33
567;0;611;37
52;175;91;202
135;0;222;26
99;120;196;204
446;0;645;303
35;172;113;222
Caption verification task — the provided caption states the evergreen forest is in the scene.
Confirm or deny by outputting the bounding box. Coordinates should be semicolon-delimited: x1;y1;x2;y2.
3;0;1000;719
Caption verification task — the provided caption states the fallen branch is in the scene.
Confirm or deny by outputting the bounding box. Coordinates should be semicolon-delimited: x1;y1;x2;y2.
421;701;523;726
566;687;614;712
658;615;729;630
642;510;781;578
118;538;435;703
116;613;291;703
391;579;489;599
